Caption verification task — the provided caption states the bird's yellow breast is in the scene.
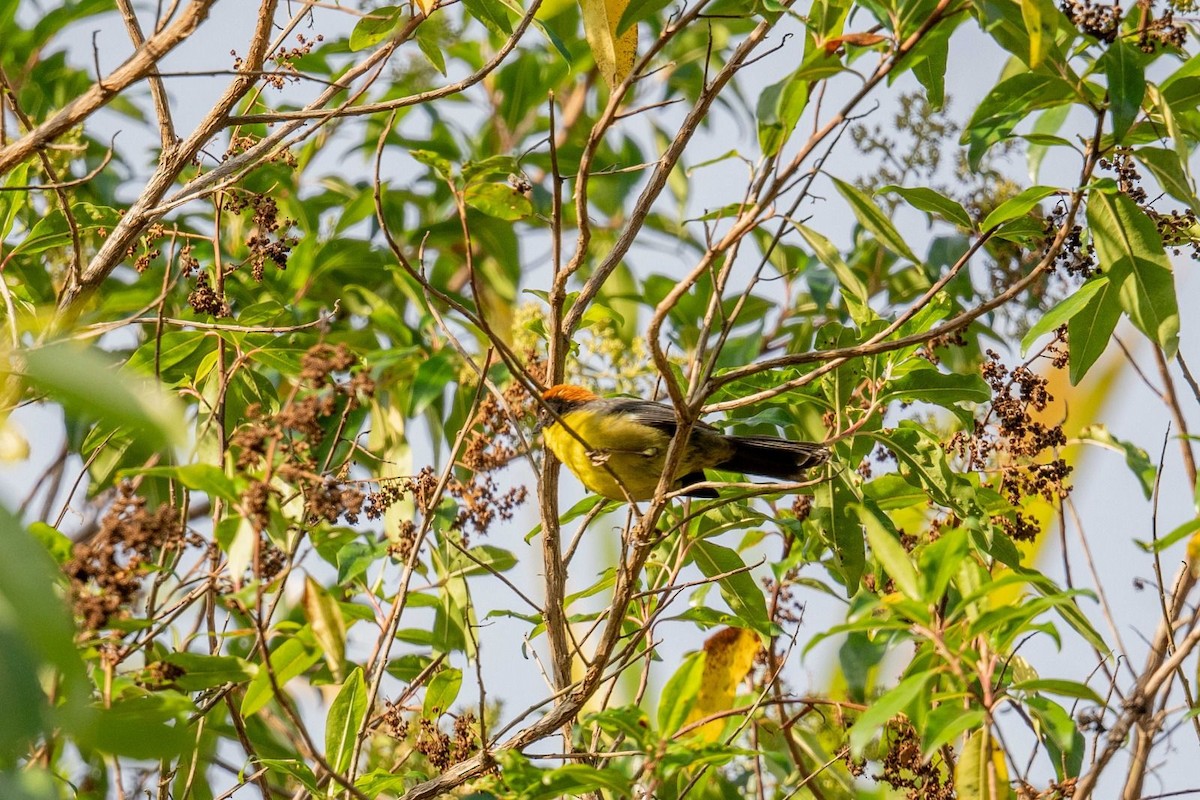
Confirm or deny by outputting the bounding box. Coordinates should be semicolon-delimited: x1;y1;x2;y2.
543;408;722;500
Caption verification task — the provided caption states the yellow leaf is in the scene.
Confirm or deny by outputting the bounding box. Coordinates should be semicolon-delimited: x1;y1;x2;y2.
0;421;29;461
578;0;638;90
683;627;762;742
1188;529;1200;577
955;728;1014;800
415;0;436;14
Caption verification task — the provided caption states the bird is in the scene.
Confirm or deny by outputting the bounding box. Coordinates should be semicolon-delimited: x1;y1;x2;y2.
538;384;829;501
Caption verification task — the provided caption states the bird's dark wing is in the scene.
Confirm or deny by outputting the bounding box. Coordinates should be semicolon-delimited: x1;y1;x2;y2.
601;398;719;436
678;471;719;498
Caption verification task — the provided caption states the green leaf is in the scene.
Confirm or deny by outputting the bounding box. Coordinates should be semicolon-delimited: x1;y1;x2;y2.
258;760;320;794
616;0;673;35
1008;678;1104;705
1025;695;1084;781
462;0;513;35
921;704;986;758
1148;84;1193;185
325;667;367;774
0;508;90;762
522;763;634;799
0;770;65;800
658;651;704;734
1133;146;1199;209
1103;40;1146;142
84;695;190;759
415;23;447;75
455;544;518;577
241;633;322;716
796;223;871;323
955;728;1012;800
407;352;456;416
1077;424;1156;499
1087;190;1179;356
337;540;385;585
0;165;29;240
349;5;402;51
980;185;1058;231
1067;273;1121;384
912;22;951;109
124;464;240;502
813;478;866;593
919;526;969;605
878;185;972;229
964;73;1075;170
859;502;921;602
1137;516;1200;553
22;342;187;452
27;521;72;565
303;577;348;680
162;653;256;691
424;667;463;717
410;149;454;180
882;368;991;420
354;771;410;796
833;177;920;263
756;70;810;157
464;182;532;220
12;202;120;257
690;540;771;637
1021;276;1109;355
847;672;934;756
868;425;958;510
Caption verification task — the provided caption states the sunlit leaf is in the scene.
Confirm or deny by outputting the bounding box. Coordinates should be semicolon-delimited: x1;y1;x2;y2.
690;541;771;637
833;177;920;263
1087;190;1179;356
326;667;368;774
1066;274;1121;384
1103;40;1146;142
424;667;463;716
955;728;1013;800
580;0;637;89
1021;276;1109;356
303;577;348;680
349;5;403;50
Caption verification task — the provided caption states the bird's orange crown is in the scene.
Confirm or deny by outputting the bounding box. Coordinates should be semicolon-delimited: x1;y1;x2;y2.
541;384;599;405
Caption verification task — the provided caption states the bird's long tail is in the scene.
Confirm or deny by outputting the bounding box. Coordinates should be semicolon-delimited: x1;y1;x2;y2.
719;435;830;481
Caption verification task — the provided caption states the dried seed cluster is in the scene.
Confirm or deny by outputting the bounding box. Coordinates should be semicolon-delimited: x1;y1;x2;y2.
64;483;195;630
230;343;376;532
188;271;229;316
1060;0;1122;42
844;721;954;800
948;345;1073;541
1042;202;1097;280
227;192;299;281
412;712;479;772
1016;777;1078;799
461;352;545;473
364;463;527;551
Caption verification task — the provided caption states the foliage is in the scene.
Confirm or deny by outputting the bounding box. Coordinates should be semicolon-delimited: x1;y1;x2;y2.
1;0;1200;798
